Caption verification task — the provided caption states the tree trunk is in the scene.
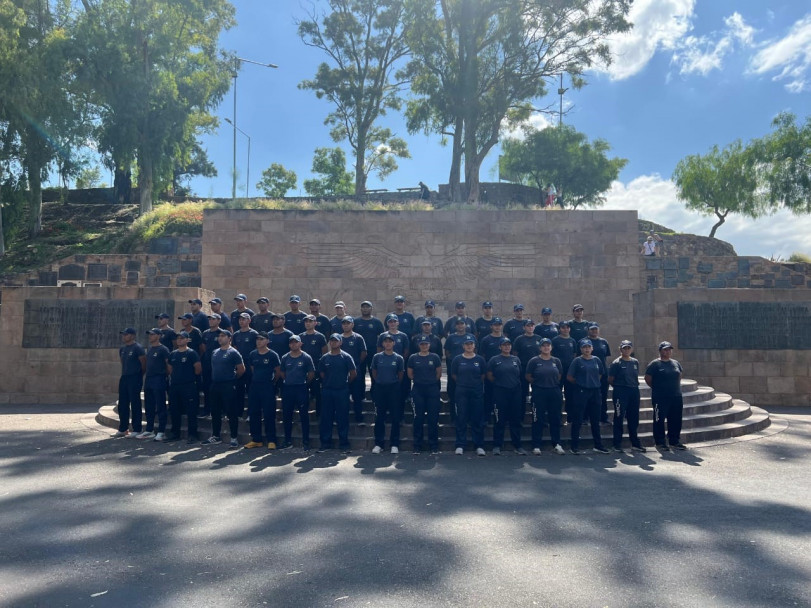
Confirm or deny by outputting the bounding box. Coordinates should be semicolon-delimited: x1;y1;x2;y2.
27;161;43;238
709;208;728;238
114;167;132;204
0;195;5;258
460;0;480;204
354;128;367;196
138;155;153;214
448;119;463;201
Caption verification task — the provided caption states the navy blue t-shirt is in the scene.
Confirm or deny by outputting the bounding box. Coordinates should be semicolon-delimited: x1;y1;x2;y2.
217;313;232;331
410;333;443;359
119;342;145;376
312;314;331;338
284;311;307;335
445;333;476;360
250;313;274;334
590;337;612;364
407;352;442;385
230;307;255;330
474;316;495;341
371;352;404;385
376;331;409;356
211;346;243;383
201;328;221;362
319;351;357;389
451;354;486;389
480;334;509;361
444;315;475;337
185;326;203;354
394;311;416;337
645;359;683;396
568;356;605;389
299;331;327;365
354;317;385;353
526;356;563;389
551;335;578;372
339;333;367;365
503;319;527;341
191;311;209;334
248;348;281;384
567;319;591;343
281;352;315;385
268;329;294;359
608;357;640;387
145;345;170;377
232;328;259;359
158;327;176;352
414;315;443;338
168;348;200;385
534;322;559;340
486;354;522;389
512;334;543;368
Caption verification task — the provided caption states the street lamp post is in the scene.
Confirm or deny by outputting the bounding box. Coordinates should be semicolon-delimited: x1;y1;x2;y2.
231;57;277;202
225;118;251;198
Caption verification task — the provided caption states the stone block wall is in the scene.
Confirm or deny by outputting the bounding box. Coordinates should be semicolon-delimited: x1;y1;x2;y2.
0;286;213;404
202;209;640;346
633;288;811;407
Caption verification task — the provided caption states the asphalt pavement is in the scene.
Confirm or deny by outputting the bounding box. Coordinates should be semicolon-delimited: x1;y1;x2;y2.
0;405;809;608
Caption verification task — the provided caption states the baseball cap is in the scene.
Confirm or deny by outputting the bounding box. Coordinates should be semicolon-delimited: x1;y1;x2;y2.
145;328;161;335
385;314;398;323
418;336;431;344
309;298;320;305
572;304;584;311
234;294;247;301
559;320;570;327
455;301;465;308
382;335;394;342
659;341;673;350
208;298;222;305
289;295;301;303
579;339;593;347
541;307;552;314
270;313;283;320
589;323;600;329
540;338;552;345
304;315;316;321
482;301;493;308
256;296;269;304
155;313;170;319
219;330;233;337
394;295;405;302
492;317;503;324
513;304;524;311
239;312;251;319
177;331;190;339
329;333;343;342
188;298;203;305
342;316;354;324
361;300;373;307
455;318;466;325
524;318;535;326
424;300;435;307
620;340;633;348
463;336;475;344
178;313;193;320
289;334;302;342
256;331;269;339
421;319;432;325
334;301;346;308
501;337;512;345
207;312;221;320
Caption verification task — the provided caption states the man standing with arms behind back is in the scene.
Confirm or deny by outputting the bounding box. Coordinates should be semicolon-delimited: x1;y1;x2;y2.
112;328;146;438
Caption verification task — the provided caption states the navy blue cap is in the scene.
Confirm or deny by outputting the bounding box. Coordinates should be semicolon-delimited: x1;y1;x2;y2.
455;318;466;324
239;312;251;319
424;300;435;307
289;334;302;342
305;315;316;321
382;335;395;342
178;313;193;320
421;319;432;325
155;313;170;319
572;304;584;311
589;323;600;329
500;338;512;345
256;297;269;304
418;336;431;344
540;338;552;345
188;298;203;305
329;333;343;342
289;295;301;303
256;331;269;339
208;298;222;305
145;328;161;335
220;330;233;337
541;307;552;314
659;341;673;350
394;295;406;302
482;301;493;308
455;301;465;308
463;336;475;344
385;314;398;323
177;331;190;339
234;294;247;301
361;300;373;307
207;312;221;320
524;318;535;326
620;340;633;348
579;339;593;347
559;320;570;327
309;298;320;305
342;316;354;323
513;303;524;311
270;313;283;320
492;317;503;324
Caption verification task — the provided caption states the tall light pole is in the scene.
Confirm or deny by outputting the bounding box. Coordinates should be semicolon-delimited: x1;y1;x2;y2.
231;57;277;202
225;118;251;198
557;73;568;128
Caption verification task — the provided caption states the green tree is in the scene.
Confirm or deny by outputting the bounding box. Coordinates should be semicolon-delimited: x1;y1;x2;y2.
750;112;811;213
298;0;410;195
257;163;297;198
303;147;354;197
404;0;631;202
673;141;769;238
73;0;235;213
499;125;627;208
75;165;103;189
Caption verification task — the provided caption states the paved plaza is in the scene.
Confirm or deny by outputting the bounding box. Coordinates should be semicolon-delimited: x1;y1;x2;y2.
0;405;809;607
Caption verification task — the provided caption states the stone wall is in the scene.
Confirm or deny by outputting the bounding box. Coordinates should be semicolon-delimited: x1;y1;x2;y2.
0;286;213;404
633;288;811;407
202;208;640;344
640;256;811;291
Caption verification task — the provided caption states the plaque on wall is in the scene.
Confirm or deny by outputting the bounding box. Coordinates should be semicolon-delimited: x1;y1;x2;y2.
23;299;175;349
678;301;811;350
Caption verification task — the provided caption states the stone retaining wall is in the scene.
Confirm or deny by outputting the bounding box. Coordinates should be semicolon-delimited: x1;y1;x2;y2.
640;256;811;291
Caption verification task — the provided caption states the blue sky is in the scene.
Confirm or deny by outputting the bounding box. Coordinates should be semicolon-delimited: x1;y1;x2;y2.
190;1;811;258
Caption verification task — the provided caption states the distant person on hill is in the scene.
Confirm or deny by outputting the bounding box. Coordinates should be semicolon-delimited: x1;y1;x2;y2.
545;183;557;207
641;235;658;256
419;181;430;200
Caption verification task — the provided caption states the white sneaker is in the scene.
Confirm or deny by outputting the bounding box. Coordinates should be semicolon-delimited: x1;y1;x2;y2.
476;447;486;457
372;445;383;454
554;444;566;455
455;447;464;455
390;446;399;454
492;447;501;456
125;431;140;438
111;430;128;438
154;433;166;441
532;447;542;455
137;431;155;440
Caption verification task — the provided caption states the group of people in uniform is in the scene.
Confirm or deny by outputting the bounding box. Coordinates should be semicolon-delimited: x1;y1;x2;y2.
114;295;688;456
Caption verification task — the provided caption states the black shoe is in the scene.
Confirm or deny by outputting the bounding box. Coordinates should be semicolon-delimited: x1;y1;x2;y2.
340;446;351;454
317;447;329;453
186;437;198;445
281;441;293;449
302;444;310;452
592;446;610;454
655;443;671;451
631;444;647;453
671;443;688;450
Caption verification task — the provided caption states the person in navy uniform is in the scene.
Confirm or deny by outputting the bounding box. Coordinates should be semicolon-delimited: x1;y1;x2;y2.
474;301;496;341
408;336;443;454
140;328;170;440
444;318;477;420
308;299;333;337
534;307;559;340
330;301;349;334
300;314;328;417
355;301;385;391
284;295;307;335
414;300;443;338
177;313;203;354
587;323;612;424
188;298;209;333
512;318;542;401
230;294;255;329
243;332;282;450
503;304;528;341
450;338;487;456
251;297;274;334
199;314;223;418
339;317;368;425
202;330;245;448
377;314;410;412
645;341;687;451
317;334;357;453
232;312;259;417
566;339;609;454
443;301;475;337
479;317;507;425
552;321;577;422
392;295;416;337
608;340;644;453
269;313;294;397
411;319;443;360
167;331;202;444
567;304;591;343
208;298;232;331
370;335;405;454
112;328;146;438
487;339;526;455
154;313;177;352
526;338;565;455
279;335;316;450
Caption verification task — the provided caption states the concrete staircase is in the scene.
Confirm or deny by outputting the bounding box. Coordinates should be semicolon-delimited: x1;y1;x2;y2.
96;377;771;452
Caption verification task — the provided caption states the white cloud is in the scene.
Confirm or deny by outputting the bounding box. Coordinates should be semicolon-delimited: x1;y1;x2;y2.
749;14;811;93
604;174;811;258
671;12;755;77
603;0;696;80
501;113;552;141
